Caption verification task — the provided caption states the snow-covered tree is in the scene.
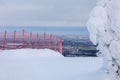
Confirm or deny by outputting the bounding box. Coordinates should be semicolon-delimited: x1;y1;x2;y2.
87;0;120;80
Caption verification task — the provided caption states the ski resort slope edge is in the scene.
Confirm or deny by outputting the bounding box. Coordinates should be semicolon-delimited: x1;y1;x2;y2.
0;49;106;80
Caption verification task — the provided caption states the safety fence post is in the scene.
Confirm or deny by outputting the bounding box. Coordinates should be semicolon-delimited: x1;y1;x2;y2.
3;31;7;49
22;29;24;48
55;36;58;51
13;30;16;48
29;32;32;48
59;37;62;54
49;34;52;49
36;33;39;48
44;32;46;48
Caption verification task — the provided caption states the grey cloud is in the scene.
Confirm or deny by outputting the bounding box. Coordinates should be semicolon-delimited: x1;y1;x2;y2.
0;0;96;26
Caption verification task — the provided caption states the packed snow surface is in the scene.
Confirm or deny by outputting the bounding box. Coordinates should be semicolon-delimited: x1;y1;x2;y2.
0;49;105;80
0;49;62;57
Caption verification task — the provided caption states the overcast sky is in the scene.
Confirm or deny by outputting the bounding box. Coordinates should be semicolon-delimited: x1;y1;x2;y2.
0;0;96;27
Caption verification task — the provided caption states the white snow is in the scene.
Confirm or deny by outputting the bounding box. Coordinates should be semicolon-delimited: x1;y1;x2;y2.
0;49;106;80
0;49;62;57
87;0;120;80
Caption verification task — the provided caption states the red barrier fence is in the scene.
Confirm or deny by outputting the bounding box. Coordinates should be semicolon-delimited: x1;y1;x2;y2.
0;30;62;54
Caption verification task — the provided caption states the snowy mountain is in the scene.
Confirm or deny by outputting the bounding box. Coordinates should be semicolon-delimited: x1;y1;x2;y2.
87;0;120;80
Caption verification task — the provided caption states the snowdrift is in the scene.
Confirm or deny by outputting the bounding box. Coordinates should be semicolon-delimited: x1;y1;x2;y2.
0;49;105;80
0;49;63;57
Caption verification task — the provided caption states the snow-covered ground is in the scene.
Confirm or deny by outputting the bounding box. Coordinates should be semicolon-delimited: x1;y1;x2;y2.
0;49;106;80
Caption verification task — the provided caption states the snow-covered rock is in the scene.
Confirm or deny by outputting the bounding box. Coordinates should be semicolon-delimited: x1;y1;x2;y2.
87;0;120;80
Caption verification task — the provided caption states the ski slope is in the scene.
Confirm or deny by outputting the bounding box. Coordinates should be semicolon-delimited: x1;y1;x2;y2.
0;49;106;80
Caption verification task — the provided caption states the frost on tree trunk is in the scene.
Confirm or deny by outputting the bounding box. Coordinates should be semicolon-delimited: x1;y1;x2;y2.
87;0;120;80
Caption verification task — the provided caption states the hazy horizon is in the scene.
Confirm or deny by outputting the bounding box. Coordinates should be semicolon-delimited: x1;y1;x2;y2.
0;26;88;35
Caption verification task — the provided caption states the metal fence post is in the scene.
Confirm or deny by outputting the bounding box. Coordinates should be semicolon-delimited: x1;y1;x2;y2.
49;34;52;49
29;32;32;48
55;36;58;51
22;29;24;48
3;31;7;49
36;33;39;48
59;37;62;54
13;30;16;48
44;32;46;48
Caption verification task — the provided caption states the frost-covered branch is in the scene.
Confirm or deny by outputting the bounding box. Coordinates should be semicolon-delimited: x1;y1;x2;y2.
87;0;120;80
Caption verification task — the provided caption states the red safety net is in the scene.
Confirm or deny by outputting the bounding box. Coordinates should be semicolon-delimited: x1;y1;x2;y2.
0;30;62;54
